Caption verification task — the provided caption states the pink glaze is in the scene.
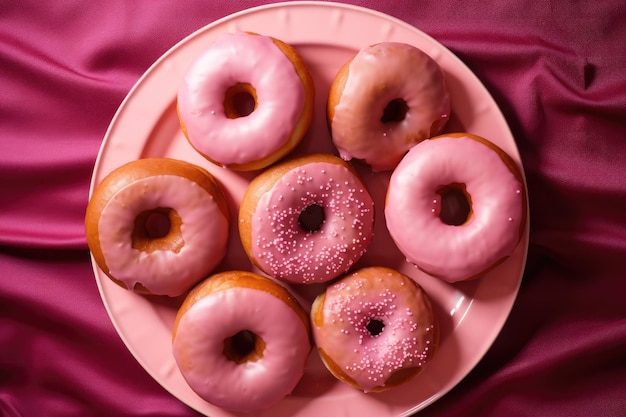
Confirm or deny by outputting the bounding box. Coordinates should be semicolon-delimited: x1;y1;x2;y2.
312;267;437;393
172;286;311;412
385;134;525;282
97;175;229;296
329;42;450;172
249;161;374;284
177;32;305;167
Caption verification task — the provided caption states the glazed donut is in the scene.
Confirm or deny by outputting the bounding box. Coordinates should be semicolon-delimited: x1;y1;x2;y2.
311;266;438;393
177;31;315;171
327;42;450;172
172;270;311;412
85;158;230;297
239;153;375;284
385;133;527;283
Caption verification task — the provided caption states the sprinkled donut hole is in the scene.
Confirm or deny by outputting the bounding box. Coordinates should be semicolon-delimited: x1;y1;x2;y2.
311;266;439;393
239;154;375;284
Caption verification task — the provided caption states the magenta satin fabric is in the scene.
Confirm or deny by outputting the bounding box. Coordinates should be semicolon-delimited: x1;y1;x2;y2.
1;1;625;416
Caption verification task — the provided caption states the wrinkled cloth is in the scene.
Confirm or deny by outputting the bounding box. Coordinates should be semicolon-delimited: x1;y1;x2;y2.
1;1;625;416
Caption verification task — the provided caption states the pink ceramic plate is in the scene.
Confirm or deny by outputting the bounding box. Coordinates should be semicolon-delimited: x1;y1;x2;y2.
90;2;529;416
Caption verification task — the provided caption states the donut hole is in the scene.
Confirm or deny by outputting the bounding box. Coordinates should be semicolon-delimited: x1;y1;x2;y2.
224;82;257;118
436;183;472;226
366;318;385;336
144;211;170;238
381;98;409;123
223;330;266;364
298;203;325;232
132;208;184;253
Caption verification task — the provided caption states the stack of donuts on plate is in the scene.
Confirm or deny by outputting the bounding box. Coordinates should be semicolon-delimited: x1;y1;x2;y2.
85;31;526;412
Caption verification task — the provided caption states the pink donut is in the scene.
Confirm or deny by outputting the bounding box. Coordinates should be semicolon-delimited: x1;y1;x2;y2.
385;133;527;282
177;31;314;171
239;154;375;284
85;158;230;297
327;42;450;172
172;271;311;412
311;266;438;393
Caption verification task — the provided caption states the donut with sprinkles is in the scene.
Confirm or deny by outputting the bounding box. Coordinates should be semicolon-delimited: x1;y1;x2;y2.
310;266;439;392
238;153;375;284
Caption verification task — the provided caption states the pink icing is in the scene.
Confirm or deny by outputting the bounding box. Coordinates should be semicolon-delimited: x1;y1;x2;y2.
249;161;374;284
177;32;305;167
329;42;450;172
385;135;525;282
312;268;436;392
97;175;229;296
172;286;310;412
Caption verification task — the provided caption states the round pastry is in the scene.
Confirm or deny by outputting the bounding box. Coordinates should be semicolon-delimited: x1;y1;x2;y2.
327;42;450;172
85;158;230;297
239;153;375;284
172;270;311;412
177;31;315;171
311;266;438;393
385;133;527;283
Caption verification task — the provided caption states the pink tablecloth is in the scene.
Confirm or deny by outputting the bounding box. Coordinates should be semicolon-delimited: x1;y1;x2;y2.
1;1;625;416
